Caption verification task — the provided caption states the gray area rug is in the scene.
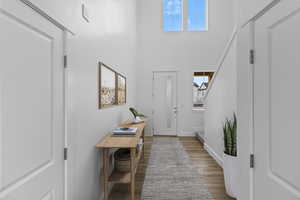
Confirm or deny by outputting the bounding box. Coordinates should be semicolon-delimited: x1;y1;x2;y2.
141;137;214;200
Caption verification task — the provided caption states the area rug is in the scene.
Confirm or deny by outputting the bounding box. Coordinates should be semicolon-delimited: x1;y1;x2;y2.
141;137;214;200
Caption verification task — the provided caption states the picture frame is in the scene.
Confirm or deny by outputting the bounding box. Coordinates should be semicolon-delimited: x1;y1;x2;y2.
99;62;117;109
117;73;126;105
99;62;127;109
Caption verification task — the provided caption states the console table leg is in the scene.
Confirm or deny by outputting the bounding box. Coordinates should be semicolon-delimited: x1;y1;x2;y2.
130;148;136;200
142;129;145;159
103;148;109;200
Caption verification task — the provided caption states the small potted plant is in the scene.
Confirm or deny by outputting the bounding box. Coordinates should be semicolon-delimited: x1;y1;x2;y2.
223;113;238;198
129;107;146;124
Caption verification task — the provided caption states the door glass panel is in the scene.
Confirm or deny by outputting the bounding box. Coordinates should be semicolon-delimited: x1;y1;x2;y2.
166;76;172;128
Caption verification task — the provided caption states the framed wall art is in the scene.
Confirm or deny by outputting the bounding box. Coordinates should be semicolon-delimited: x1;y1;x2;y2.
99;63;117;108
117;74;126;105
99;62;127;109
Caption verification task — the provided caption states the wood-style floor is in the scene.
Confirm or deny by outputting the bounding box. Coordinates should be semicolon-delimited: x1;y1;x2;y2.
109;136;235;200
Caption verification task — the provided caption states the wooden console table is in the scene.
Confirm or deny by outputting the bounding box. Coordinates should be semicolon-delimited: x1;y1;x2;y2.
96;120;146;200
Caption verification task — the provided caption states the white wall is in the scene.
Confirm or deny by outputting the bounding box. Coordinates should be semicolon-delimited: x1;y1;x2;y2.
204;34;237;165
26;0;137;199
136;0;235;136
238;0;273;26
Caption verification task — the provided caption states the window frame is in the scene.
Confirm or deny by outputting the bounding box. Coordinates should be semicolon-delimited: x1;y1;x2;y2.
162;0;209;32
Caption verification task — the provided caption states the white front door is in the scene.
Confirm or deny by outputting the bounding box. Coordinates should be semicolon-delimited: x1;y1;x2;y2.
0;1;65;199
254;0;300;199
153;72;178;136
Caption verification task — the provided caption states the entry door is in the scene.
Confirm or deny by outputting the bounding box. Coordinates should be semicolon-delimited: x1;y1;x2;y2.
0;1;65;199
254;0;300;199
153;72;177;136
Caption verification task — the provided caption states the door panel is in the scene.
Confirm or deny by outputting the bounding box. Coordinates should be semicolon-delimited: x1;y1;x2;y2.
2;10;53;188
153;72;177;136
0;0;64;199
254;0;300;199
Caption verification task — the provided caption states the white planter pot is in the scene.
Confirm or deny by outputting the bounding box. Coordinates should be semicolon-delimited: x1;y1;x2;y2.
223;153;238;198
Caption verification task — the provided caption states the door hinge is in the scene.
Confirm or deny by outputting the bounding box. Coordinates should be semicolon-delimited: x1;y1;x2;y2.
250;154;254;168
250;49;255;64
64;147;68;160
64;55;68;68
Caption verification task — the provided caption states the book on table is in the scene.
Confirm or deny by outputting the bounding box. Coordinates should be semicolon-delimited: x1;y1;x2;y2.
112;127;138;136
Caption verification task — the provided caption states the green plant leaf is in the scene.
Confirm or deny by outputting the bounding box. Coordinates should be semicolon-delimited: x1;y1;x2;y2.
223;113;237;156
129;107;146;118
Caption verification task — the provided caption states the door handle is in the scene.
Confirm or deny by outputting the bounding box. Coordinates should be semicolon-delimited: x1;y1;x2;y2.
173;107;178;114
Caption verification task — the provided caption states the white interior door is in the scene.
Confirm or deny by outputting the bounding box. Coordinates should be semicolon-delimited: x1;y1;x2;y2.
153;72;177;136
254;0;300;199
0;1;65;199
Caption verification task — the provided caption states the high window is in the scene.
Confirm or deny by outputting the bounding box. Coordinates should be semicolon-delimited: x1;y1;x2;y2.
188;0;207;31
163;0;183;31
163;0;208;32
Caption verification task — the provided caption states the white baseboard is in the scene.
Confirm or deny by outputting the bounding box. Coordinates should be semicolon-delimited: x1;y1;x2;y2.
195;132;205;143
204;143;223;168
179;131;195;136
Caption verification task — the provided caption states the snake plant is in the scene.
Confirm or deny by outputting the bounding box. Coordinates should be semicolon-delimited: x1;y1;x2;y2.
223;113;237;157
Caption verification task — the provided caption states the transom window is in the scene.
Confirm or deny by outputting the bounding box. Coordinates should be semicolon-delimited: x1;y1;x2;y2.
163;0;208;32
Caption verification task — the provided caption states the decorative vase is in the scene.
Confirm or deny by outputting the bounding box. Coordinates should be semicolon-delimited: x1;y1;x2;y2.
223;153;238;198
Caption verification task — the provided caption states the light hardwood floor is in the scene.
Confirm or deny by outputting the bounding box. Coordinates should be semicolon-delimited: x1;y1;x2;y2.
109;136;235;200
